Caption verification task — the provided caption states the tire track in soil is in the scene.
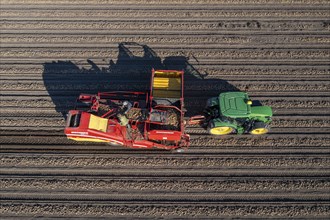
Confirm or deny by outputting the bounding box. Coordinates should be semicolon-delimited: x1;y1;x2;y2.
1;202;329;218
1;48;330;60
1;153;329;169
2;177;329;193
1;21;328;32
2;9;329;20
0;135;329;147
1;66;329;79
1;0;330;218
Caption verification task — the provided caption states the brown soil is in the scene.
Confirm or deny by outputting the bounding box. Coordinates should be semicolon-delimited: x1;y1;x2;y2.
0;0;329;218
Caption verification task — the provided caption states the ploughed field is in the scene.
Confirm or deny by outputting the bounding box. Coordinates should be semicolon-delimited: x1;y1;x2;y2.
1;0;329;218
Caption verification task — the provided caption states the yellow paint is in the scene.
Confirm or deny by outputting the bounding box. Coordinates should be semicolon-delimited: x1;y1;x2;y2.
169;78;181;90
153;90;181;98
88;114;108;132
153;73;181;98
209;126;233;135
153;77;169;88
154;78;181;89
250;128;268;135
154;71;181;78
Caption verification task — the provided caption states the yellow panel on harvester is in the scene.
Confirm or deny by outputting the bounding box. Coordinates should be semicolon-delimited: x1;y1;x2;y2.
88;114;108;132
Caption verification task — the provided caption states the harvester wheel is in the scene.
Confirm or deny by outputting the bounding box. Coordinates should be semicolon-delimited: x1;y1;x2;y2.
250;122;269;135
208;122;235;135
106;141;121;147
174;148;186;153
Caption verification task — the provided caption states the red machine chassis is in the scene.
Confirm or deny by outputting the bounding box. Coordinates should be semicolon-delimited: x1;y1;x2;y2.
64;70;190;150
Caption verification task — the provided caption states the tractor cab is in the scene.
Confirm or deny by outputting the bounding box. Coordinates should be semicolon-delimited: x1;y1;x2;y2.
219;92;251;118
197;92;273;135
219;92;272;120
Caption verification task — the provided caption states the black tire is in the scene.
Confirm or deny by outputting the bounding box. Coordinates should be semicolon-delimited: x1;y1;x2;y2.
106;142;121;147
250;122;269;135
207;121;236;135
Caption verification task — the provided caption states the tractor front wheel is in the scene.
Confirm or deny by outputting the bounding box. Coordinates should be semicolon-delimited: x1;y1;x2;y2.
208;122;235;135
250;122;269;135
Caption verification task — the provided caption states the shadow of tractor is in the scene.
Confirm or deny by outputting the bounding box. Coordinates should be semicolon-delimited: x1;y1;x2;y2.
43;42;239;119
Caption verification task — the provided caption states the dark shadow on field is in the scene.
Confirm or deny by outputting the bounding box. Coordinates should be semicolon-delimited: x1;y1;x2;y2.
43;42;238;119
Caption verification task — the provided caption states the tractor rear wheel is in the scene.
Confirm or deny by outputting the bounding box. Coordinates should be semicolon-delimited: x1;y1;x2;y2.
250;122;269;135
208;122;235;135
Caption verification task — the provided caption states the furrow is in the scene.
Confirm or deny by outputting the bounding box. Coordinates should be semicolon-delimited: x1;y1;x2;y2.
0;135;329;147
1;144;329;154
1;80;329;92
2;177;329;193
1;191;329;203
1;36;330;47
1;64;329;77
1;20;328;32
1;202;329;218
1;153;329;169
1;48;329;60
1;0;329;6
1;9;329;20
1;167;329;177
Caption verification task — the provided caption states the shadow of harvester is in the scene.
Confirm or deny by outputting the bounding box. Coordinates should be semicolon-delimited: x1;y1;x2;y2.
43;42;239;119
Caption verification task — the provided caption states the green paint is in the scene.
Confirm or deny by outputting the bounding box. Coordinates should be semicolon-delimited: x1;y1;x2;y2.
205;92;273;135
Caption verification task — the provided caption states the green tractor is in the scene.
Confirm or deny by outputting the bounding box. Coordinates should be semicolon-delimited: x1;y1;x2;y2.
191;92;273;135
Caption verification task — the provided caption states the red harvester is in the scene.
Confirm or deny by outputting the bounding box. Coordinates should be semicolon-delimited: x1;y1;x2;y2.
64;69;190;150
